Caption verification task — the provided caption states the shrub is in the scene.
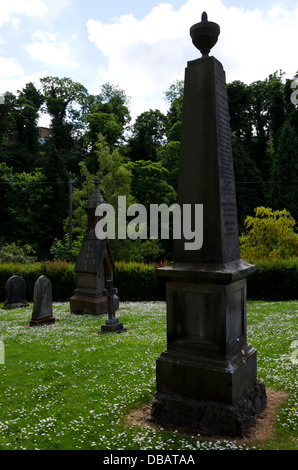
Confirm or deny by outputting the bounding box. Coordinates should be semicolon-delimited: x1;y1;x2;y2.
240;207;298;260
0;243;37;264
50;235;84;262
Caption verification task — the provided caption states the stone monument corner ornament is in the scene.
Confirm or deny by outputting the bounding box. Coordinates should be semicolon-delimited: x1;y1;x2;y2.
190;11;220;57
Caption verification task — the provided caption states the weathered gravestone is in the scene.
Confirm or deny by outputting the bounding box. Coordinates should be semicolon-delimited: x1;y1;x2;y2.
1;275;29;309
100;279;125;333
151;12;267;437
70;179;119;316
30;275;55;327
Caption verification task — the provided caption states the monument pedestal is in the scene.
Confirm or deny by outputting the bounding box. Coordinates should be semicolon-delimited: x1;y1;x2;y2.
151;261;266;436
70;285;119;316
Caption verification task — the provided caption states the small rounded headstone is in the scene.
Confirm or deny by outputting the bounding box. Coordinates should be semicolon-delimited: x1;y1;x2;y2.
1;275;29;309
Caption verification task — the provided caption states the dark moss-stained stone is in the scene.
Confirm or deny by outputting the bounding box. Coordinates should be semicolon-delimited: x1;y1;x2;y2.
2;275;29;309
151;12;266;437
30;275;55;327
70;180;119;316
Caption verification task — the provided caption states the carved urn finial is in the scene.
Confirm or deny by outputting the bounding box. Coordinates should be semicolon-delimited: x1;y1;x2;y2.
190;12;220;57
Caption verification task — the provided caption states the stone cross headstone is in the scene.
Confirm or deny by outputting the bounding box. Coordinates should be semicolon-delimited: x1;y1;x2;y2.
151;12;266;437
70;179;119;316
100;279;125;333
1;275;29;309
30;275;55;327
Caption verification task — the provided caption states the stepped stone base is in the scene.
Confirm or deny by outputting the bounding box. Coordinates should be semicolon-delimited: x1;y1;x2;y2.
29;316;56;327
101;318;126;333
70;293;119;316
151;379;267;437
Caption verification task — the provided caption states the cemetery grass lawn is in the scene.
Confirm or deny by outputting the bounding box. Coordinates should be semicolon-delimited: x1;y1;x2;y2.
0;300;297;451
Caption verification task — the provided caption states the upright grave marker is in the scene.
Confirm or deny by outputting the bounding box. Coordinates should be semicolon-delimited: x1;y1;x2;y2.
1;275;29;309
30;275;55;327
100;279;125;333
70;179;119;316
151;12;267;437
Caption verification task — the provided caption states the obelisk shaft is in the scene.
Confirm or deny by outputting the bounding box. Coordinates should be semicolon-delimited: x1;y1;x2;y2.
173;56;240;264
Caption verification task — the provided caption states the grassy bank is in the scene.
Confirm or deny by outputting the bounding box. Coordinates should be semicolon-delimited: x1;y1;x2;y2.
0;300;297;450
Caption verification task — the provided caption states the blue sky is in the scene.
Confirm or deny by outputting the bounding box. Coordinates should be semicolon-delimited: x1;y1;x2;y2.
0;0;297;123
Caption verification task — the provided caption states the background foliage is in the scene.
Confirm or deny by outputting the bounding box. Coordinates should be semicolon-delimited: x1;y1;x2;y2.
0;70;297;265
0;259;297;302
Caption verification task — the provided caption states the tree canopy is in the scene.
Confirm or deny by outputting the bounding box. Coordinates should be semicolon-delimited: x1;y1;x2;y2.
0;70;297;263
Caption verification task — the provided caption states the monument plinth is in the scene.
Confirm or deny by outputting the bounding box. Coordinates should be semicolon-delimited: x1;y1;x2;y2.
151;13;266;437
70;180;119;316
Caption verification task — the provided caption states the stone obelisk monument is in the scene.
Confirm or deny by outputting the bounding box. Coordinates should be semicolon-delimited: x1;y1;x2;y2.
151;12;267;437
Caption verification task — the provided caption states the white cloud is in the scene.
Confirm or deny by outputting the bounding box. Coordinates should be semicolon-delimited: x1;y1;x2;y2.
0;0;73;28
0;57;24;78
0;1;48;27
87;0;298;119
26;30;78;67
11;17;21;29
0;56;47;95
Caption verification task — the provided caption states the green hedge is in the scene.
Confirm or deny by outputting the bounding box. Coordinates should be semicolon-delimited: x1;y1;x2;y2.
114;261;166;301
0;261;76;302
247;258;298;301
0;259;297;303
0;261;166;303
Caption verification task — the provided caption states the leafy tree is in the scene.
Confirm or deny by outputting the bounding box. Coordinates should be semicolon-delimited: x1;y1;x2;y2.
232;135;265;229
270;121;298;222
16;82;44;156
240;207;298;261
0;162;16;236
60;135;135;261
164;80;184;142
40;76;88;153
227;80;252;141
42;141;69;248
83;83;131;164
124;159;176;260
0;163;53;258
0;84;43;172
126;109;167;161
267;72;287;148
156;141;180;190
0;92;16;146
95;134;133;208
125;160;176;207
284;74;298;132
